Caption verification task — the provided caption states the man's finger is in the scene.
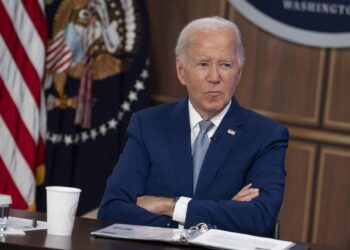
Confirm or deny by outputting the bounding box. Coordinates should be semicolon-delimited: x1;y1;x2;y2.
232;188;259;201
234;188;259;198
234;190;259;201
241;183;252;190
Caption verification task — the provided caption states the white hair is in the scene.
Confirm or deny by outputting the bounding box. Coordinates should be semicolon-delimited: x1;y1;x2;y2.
175;16;245;66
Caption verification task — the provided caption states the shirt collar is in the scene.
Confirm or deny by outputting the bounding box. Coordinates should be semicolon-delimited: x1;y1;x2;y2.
189;99;231;129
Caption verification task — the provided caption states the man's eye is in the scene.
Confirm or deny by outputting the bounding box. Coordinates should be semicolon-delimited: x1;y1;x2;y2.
197;62;208;67
221;63;232;69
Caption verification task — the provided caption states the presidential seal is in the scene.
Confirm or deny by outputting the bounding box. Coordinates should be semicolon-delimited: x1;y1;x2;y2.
46;0;142;128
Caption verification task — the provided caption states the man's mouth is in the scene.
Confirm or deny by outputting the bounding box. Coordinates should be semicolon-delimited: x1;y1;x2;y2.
206;91;222;97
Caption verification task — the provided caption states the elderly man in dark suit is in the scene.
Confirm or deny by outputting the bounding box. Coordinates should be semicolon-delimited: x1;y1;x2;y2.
98;16;289;236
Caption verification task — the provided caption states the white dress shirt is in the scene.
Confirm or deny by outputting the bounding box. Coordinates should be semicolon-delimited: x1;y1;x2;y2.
172;99;231;226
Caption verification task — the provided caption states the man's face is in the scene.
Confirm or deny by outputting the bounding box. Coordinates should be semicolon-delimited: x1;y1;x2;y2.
176;29;242;119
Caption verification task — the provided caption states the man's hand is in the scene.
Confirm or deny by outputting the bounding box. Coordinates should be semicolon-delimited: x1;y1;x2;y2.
232;183;259;201
136;195;173;217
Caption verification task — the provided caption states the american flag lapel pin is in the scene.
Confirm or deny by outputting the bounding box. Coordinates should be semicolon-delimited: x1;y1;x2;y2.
227;129;236;136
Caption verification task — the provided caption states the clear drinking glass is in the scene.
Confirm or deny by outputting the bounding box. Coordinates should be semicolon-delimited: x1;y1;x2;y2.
0;195;12;236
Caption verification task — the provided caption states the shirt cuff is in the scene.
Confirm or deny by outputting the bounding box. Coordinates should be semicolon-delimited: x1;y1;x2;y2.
172;196;191;224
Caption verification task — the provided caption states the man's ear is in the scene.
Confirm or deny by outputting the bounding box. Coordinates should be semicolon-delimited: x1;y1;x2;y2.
176;58;186;86
237;67;242;85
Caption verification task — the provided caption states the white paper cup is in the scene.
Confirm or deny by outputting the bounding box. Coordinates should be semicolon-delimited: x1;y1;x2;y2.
44;234;72;249
46;186;81;236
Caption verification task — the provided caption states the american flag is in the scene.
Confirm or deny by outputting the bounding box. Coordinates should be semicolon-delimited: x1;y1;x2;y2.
46;30;73;73
0;0;47;210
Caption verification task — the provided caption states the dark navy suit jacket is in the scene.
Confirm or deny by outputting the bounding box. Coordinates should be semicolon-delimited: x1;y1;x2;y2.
98;97;289;236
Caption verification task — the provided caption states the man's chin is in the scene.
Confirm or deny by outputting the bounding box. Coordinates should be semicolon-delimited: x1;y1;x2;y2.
204;103;227;116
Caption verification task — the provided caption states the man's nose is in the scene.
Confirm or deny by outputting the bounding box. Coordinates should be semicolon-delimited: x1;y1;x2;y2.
207;65;221;83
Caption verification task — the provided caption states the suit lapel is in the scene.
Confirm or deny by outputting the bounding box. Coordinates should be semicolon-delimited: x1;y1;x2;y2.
195;97;247;198
165;98;194;197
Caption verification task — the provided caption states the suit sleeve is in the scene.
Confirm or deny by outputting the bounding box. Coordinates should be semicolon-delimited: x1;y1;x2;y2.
184;125;289;236
97;113;171;226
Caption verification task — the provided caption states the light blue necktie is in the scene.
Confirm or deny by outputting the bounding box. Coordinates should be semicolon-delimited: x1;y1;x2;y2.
192;120;214;193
